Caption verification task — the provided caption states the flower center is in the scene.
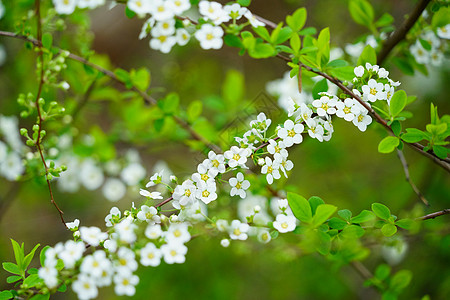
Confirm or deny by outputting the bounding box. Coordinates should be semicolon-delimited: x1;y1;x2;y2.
158;36;167;43
274;145;280;153
136;1;142;7
288;129;296;137
93;261;99;268
358;115;364;122
235;182;242;189
212;159;220;167
206;33;214;40
119;258;127;266
370;88;377;95
343;107;351;114
147;253;154;259
281;222;288;229
201;173;209;181
83;283;91;289
267;166;273;174
170;250;177;257
202;190;210;197
321;103;329;110
233;153;240;161
158;6;165;12
146;212;154;219
184;189;191;197
122;279;130;286
233;228;241;236
173;229;182;237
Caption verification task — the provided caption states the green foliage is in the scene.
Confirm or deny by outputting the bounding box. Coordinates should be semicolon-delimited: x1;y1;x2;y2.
348;0;374;29
357;45;376;65
378;136;400;153
286;8;307;32
287;192;312;223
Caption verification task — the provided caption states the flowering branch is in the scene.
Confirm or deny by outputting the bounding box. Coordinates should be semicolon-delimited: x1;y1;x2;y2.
417;209;450;221
377;0;432;65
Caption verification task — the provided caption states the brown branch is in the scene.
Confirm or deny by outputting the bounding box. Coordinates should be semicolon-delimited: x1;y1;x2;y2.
396;150;429;206
34;0;67;228
377;0;431;65
417;209;450;221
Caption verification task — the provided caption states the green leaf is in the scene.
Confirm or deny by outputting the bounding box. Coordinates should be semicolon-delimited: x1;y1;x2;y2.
357;45;376;66
0;290;13;300
326;59;348;69
375;264;391;280
329;66;355;81
6;275;22;283
290;33;301;53
315;230;331;255
433;145;448;159
22;274;42;288
391;120;402;137
273;27;293;45
187;100;203;124
130;68;151;91
286;7;307;32
57;283;67;292
338;209;352;221
426;123;447;135
40;246;50;266
351;210;375;223
160;93;179;115
125;6;136;18
349;0;374;28
253;27;271;42
375;13;394;27
329;217;348;230
378;136;400;153
29;294;50;300
287;192;312;223
224;34;244;48
2;262;21;276
312;79;328;99
381;223;397;237
390;270;412;292
248;42;277;58
23;244;40;271
389;90;407;117
11;239;24;271
312;204;337;227
222;69;244;107
395;219;415;230
316;27;330;67
237;0;251;7
372;203;391;220
42;33;52;49
341;225;365;238
401;128;428;143
309;196;325;215
431;6;450;28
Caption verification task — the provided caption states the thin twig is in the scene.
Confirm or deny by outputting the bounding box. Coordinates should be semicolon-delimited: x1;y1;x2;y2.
34;0;67;228
72;79;97;121
377;0;431;65
396;150;429;206
417;209;450;221
0;182;21;222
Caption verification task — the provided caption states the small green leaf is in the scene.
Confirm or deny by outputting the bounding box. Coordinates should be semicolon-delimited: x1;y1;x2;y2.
391;120;402;137
375;13;394;27
40;246;50;266
326;59;348;69
375;264;391;280
357;45;376;65
273;27;293;45
401;128;428;143
23;244;40;271
2;262;21;276
338;209;352;221
290;34;301;53
23;274;42;288
390;90;407;117
329;217;347;230
312;79;328;99
378;136;400;153
372;203;391;220
0;290;14;300
349;0;374;28
351;210;375;223
237;0;251;7
42;33;52;49
312;204;337;227
426;123;447;135
308;196;325;215
433;145;448;159
286;7;307;32
341;225;365;238
287;192;312;223
253;27;271;42
187;101;203;124
248;42;277;58
224;34;244;48
395;219;415;230
381;223;397;237
390;269;412;292
6;275;22;283
29;294;50;300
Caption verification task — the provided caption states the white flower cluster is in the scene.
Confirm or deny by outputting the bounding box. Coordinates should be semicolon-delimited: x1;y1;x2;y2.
133;0;264;53
52;0;105;15
410;29;448;67
0;115;25;181
39;206;191;299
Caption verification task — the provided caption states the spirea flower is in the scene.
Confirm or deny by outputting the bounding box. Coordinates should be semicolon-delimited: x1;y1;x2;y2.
102;178;126;202
224;146;250;168
127;0;152;15
53;0;77;15
198;1;230;25
437;24;450;39
244;11;265;27
137;205;161;224
336;98;358;122
261;156;281;185
195;24;224;50
277;119;304;147
115;247;138;273
140;242;162;266
72;274;98;300
114;271;139;296
139;189;163;200
195;180;217;204
354;66;364;77
161;243;188;264
312;95;337;117
361;79;386;102
229;172;250;198
229;220;250;240
80;226;108;247
165;223;191;244
273;214;296;233
145;224;163;239
105;207;121;227
352;106;372;132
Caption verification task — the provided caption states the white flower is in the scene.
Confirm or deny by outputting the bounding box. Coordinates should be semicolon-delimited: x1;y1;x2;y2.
114;271;139;296
104;239;117;253
146;171;163;187
216;219;228;232
261;157;281;185
139;189;163;200
297;103;313;123
102;178;126;202
38;265;58;289
410;42;429;65
244;11;265;27
172;179;197;209
145;224;163;239
275;154;293;178
361;79;386;102
140;242;162;266
115;247;138;273
105;207;121;227
383;84;395;105
152;19;176;36
250;112;272;133
161;243;188;264
139;17;155;40
115;218;138;244
78;0;105;9
257;229;271;244
437;24;450;39
195;24;224;50
167;0;191;15
336;98;359;122
422;30;440;49
273;214;296;233
277;119;304;147
237;193;271;225
312;95;337;117
354;65;365;77
80;250;110;278
66;219;80;230
224;3;247;20
137;205;161;224
306;118;325;142
165;223;191;244
278;199;289;210
352;106;372;132
430;50;443;67
365;63;379;73
127;0;152;15
150;34;177;53
220;239;230;247
80;226;108;247
0;152;24;181
72;274;98;300
53;0;77;15
195;180;217;204
58;241;85;269
199;1;230;25
378;67;389;78
207;151;226;174
229;172;250;198
121;162;146;186
228;220;250;240
192;160;218;183
150;0;175;20
175;28;190;46
224;146;250;168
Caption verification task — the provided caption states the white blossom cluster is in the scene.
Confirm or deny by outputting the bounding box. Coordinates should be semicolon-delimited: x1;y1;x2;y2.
410;28;448;67
131;0;264;53
0;115;25;181
52;0;105;15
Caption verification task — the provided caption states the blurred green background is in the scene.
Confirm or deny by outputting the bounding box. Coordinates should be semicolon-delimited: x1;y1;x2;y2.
0;0;449;299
